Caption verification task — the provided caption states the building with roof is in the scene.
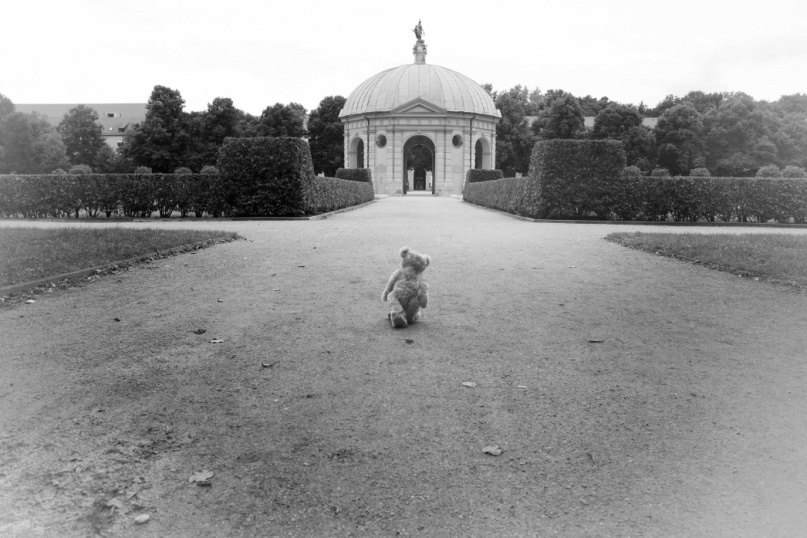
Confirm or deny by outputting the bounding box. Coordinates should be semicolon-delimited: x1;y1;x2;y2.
14;103;146;150
339;32;500;196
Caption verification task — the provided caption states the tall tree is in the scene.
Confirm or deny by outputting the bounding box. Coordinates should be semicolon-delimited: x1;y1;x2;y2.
185;97;241;170
534;95;585;140
0;111;69;173
120;85;191;172
307;95;346;176
654;104;704;175
702;93;781;175
258;102;307;138
592;103;656;170
493;86;536;176
0;92;14;121
57;104;105;166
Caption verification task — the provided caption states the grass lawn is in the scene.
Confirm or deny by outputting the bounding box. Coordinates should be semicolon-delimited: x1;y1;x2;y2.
0;227;236;287
606;232;807;286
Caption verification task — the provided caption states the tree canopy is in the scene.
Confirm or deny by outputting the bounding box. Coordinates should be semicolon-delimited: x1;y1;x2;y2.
57;104;105;167
258;103;307;138
308;95;346;176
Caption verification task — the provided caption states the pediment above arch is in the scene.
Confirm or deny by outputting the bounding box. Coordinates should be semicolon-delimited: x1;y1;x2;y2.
391;97;447;115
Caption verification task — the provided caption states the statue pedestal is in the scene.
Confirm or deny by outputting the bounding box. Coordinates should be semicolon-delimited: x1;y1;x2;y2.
413;40;427;64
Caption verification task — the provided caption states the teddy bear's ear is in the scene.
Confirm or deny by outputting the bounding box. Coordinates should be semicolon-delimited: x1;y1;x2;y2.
425;255;431;266
399;246;410;257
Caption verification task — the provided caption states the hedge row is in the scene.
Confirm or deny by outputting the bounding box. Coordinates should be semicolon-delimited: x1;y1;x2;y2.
616;176;807;223
216;137;373;217
0;173;230;218
335;168;373;183
464;173;807;223
465;169;504;183
0;137;377;218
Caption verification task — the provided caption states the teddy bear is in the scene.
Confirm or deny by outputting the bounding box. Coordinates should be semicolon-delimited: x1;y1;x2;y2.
382;246;430;328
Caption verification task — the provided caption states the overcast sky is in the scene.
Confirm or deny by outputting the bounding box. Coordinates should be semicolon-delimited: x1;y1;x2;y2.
3;0;806;115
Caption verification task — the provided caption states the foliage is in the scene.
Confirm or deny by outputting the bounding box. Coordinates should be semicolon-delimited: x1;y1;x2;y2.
0;92;14;121
308;96;346;176
200;165;218;174
134;166;152;174
0;111;70;174
466;140;626;220
52;168;67;174
493;86;537;177
69;164;92;174
655;104;704;175
689;167;711;177
534;95;585;140
120;85;191;172
185;97;242;171
258;103;307;138
217;137;313;216
592;104;655;170
528;139;626;219
174;167;192;174
651;167;671;177
57;105;105;167
755;164;782;178
335;168;372;183
465;169;503;183
782;165;807;178
305;176;374;214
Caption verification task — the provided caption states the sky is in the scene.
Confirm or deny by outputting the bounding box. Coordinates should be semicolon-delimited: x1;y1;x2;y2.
3;0;806;115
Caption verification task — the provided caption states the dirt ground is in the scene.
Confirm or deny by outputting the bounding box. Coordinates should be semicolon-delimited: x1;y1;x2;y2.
1;197;806;538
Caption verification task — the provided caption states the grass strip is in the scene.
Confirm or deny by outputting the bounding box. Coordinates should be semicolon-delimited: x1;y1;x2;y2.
0;227;236;286
606;232;807;286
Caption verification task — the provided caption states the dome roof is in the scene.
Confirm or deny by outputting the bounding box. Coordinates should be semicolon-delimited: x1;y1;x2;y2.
340;63;500;119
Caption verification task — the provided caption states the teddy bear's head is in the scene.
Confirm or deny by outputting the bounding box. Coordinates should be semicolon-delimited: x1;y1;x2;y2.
400;246;430;273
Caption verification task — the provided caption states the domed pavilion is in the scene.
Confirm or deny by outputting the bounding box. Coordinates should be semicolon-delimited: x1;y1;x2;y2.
339;24;501;196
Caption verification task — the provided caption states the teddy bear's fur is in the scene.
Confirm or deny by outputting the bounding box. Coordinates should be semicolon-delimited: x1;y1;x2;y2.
382;246;430;328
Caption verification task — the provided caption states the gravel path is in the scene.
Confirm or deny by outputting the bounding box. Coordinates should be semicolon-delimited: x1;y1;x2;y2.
1;197;806;537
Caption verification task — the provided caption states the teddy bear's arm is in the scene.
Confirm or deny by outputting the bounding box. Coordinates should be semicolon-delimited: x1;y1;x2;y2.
417;282;429;308
382;269;401;301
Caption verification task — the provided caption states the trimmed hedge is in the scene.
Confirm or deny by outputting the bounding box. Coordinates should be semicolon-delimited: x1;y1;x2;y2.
465;169;504;183
218;137;373;217
516;139;626;219
0;173;230;218
335;168;373;183
464;172;807;223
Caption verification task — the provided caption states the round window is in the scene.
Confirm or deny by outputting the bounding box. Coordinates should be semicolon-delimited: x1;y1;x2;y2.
452;135;463;148
376;134;387;148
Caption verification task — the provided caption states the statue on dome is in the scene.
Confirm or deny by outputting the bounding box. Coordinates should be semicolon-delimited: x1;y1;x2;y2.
413;19;424;41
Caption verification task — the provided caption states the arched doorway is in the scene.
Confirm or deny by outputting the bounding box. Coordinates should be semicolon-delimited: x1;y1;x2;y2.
402;135;436;195
474;137;491;169
348;136;364;169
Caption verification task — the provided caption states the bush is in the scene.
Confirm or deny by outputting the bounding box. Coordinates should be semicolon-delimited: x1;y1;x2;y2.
465;169;504;184
218;137;372;216
69;164;92;174
651;167;671;177
781;166;806;178
134;166;152;174
335;168;373;183
756;164;782;178
527;139;626;219
200;165;218;175
51;168;67;175
689;167;711;177
174;167;192;174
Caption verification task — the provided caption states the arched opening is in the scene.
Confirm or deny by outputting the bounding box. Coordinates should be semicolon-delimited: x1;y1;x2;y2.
348;136;365;169
474;137;491;169
402;135;436;195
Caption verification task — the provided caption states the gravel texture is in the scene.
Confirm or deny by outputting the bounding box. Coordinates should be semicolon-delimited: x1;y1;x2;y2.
1;197;806;537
